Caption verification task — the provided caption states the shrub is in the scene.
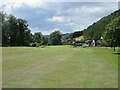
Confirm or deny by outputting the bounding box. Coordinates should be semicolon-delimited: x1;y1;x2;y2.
29;43;40;47
29;43;36;47
36;43;40;47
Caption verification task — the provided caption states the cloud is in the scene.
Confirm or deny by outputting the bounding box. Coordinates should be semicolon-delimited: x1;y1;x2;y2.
3;0;44;8
65;22;75;26
81;6;102;13
64;5;103;15
30;27;62;35
48;16;65;22
29;27;41;34
1;0;44;13
0;2;118;35
73;25;86;31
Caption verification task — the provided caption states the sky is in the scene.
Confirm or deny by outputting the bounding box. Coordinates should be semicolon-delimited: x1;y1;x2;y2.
0;0;118;35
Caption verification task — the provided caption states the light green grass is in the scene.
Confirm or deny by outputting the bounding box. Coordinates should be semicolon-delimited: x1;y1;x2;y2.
46;45;71;48
2;46;118;88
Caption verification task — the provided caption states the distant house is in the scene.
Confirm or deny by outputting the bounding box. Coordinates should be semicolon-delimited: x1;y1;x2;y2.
96;37;103;46
85;40;95;46
73;36;103;47
85;40;92;46
84;36;103;47
96;39;104;46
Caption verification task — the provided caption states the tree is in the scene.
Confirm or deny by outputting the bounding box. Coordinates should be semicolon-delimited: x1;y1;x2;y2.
71;31;83;38
2;12;32;46
62;37;73;45
42;36;48;45
1;12;11;46
103;16;120;51
7;15;18;46
34;32;43;44
49;31;62;45
16;19;30;46
2;20;10;46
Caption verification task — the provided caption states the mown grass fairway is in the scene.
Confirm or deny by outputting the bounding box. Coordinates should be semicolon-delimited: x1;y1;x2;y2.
2;46;118;88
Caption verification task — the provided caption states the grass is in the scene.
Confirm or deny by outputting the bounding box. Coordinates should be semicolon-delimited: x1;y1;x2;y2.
2;46;118;88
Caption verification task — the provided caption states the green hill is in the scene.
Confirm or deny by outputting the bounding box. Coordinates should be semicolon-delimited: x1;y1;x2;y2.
83;9;120;40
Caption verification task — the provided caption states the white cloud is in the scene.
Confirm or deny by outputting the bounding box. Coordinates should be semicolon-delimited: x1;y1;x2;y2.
1;0;44;13
81;6;102;13
41;31;52;35
73;25;85;31
65;22;75;26
0;1;118;35
29;27;42;34
48;16;65;22
65;6;103;16
30;27;62;35
53;28;60;31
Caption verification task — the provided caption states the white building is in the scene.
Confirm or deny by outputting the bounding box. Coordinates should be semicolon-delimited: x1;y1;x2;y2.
92;40;95;46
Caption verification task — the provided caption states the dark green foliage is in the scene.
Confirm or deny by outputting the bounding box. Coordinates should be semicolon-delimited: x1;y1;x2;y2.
29;43;37;47
71;31;83;38
83;9;120;40
62;37;73;45
29;42;40;47
2;12;32;46
61;33;72;45
1;11;49;47
33;32;49;46
103;16;120;51
42;36;48;45
33;32;43;43
49;31;62;45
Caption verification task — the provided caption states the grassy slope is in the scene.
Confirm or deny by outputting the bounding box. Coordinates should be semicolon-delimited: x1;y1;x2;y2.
2;46;118;88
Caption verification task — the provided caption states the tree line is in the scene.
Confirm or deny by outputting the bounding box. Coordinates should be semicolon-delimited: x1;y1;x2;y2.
1;11;78;47
1;9;120;50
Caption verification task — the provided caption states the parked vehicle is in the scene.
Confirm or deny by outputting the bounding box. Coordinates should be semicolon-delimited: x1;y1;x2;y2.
82;43;89;47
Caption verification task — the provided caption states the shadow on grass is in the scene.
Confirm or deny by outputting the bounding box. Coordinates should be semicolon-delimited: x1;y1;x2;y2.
113;53;120;55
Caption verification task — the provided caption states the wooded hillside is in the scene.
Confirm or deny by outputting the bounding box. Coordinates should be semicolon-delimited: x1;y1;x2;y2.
83;9;120;40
